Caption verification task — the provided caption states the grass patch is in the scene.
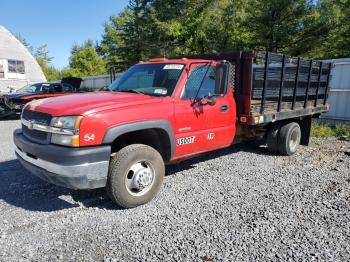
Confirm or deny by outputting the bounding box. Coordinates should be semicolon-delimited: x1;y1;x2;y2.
334;125;350;137
311;123;350;138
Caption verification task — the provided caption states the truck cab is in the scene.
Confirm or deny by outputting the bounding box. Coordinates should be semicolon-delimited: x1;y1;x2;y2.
13;52;332;208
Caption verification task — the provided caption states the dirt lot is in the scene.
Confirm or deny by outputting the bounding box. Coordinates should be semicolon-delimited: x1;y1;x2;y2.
0;119;349;261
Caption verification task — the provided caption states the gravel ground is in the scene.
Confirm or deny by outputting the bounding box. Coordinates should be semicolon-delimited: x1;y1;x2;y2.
0;119;349;261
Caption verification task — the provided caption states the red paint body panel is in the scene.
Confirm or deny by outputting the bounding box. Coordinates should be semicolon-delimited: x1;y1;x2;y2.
27;92;161;116
24;59;237;161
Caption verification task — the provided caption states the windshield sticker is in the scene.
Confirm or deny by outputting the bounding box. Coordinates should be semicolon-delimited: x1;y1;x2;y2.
163;64;184;70
154;89;167;95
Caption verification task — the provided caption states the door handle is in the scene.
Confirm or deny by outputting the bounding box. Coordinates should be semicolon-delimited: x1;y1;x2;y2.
220;105;229;112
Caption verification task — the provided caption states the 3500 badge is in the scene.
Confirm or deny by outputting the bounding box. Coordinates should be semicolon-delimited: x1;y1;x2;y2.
177;136;195;146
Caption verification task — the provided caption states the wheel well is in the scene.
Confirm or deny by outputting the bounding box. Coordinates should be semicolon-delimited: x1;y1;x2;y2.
265;116;312;146
110;128;172;161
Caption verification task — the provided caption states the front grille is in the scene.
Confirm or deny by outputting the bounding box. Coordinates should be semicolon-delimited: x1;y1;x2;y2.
22;109;52;144
22;124;49;141
22;109;52;125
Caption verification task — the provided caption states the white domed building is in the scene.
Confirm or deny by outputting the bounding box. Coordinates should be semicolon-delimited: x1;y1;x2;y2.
0;25;46;93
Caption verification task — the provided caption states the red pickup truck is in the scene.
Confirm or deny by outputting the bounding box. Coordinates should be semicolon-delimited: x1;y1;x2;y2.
13;52;332;208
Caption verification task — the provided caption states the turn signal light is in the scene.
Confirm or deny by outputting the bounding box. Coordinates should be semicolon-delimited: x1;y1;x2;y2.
240;116;247;123
72;135;80;147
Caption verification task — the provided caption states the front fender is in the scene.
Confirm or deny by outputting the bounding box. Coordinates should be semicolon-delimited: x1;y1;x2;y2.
102;120;175;159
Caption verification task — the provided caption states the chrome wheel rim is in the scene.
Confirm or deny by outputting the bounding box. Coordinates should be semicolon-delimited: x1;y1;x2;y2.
289;128;300;152
125;161;155;196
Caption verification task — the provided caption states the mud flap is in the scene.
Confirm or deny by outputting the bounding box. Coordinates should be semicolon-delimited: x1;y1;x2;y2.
300;116;312;146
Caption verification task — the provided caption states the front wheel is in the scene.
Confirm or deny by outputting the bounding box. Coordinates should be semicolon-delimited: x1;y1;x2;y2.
107;144;165;208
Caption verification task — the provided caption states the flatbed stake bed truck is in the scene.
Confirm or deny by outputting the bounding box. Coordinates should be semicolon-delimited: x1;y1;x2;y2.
13;51;332;208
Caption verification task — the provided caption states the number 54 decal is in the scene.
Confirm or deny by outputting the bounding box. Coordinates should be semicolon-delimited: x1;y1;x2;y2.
177;136;195;146
84;134;95;142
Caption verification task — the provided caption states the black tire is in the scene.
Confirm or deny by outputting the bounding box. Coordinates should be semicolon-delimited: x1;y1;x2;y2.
107;144;165;208
277;122;301;156
266;123;281;153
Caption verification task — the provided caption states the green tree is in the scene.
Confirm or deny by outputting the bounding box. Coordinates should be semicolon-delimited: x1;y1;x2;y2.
33;45;62;81
67;40;107;77
245;0;311;53
167;0;250;53
34;44;53;65
315;0;350;58
99;0;251;68
99;0;349;68
15;33;34;53
99;0;154;70
15;34;62;81
39;64;62;82
335;0;350;57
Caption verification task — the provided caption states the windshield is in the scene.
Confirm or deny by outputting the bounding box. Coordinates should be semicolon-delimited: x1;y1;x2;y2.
18;83;49;93
108;63;185;96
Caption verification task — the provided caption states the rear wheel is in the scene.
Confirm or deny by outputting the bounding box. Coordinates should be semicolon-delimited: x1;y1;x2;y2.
107;144;165;208
277;122;301;156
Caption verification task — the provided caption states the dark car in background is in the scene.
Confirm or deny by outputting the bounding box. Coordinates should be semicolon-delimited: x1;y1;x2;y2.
0;77;82;118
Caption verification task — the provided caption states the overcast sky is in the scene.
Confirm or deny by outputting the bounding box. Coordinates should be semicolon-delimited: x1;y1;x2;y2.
0;0;129;69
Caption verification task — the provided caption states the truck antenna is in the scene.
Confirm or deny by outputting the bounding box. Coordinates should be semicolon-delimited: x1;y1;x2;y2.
191;61;213;106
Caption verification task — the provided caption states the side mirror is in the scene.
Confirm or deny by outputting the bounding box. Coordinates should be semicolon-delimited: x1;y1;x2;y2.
206;96;216;106
215;63;229;95
193;96;216;106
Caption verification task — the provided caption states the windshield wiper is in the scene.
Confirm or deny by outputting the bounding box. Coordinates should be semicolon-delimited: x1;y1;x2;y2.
117;89;145;95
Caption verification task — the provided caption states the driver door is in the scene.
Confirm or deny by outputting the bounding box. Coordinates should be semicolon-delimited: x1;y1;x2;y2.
173;63;231;158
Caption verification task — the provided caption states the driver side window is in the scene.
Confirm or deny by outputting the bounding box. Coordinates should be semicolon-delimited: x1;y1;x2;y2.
183;65;216;99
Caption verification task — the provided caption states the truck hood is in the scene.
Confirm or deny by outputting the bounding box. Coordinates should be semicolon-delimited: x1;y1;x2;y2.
26;92;163;116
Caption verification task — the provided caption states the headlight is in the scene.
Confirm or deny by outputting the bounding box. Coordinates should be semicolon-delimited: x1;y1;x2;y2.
50;116;83;147
51;116;82;129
